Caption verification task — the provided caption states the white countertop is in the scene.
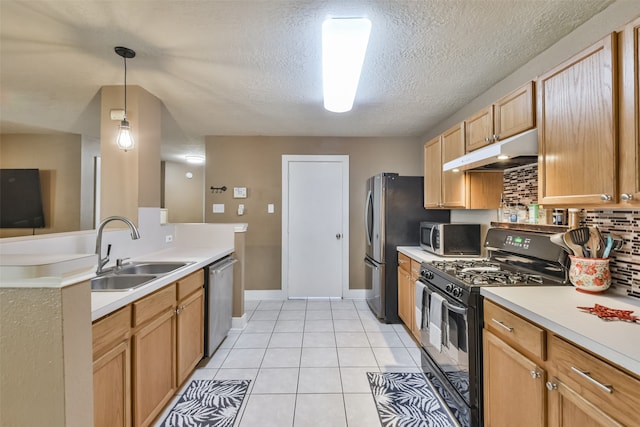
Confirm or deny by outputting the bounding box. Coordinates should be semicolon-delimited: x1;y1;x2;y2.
397;246;485;263
90;244;233;321
481;286;640;377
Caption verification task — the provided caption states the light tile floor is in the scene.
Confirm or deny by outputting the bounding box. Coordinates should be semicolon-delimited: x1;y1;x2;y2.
153;299;423;427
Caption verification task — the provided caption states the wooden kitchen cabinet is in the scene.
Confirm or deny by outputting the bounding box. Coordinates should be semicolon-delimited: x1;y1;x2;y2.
132;284;177;427
547;335;640;427
176;270;205;386
409;258;421;341
483;331;547;427
424;122;503;209
93;306;132;427
483;299;640;427
618;17;640;206
537;33;618;205
466;81;535;152
397;252;413;327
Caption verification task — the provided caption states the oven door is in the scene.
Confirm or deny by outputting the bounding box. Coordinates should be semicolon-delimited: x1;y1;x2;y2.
421;281;470;406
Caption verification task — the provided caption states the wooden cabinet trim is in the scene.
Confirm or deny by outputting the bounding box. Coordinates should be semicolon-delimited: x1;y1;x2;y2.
493;81;535;140
484;299;546;361
177;269;204;300
398;252;411;272
93;305;132;358
133;284;177;328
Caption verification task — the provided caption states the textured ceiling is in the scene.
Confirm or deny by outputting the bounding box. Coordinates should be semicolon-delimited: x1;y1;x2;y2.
0;0;615;161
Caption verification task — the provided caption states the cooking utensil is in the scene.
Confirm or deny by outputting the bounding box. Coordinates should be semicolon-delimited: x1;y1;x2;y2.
586;227;602;258
602;235;614;258
567;227;590;256
563;233;584;257
595;226;605;257
551;232;574;254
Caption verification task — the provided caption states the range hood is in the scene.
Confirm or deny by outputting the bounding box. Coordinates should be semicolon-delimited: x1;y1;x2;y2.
443;128;538;171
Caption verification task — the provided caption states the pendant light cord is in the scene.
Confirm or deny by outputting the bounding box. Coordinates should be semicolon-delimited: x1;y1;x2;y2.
123;56;127;119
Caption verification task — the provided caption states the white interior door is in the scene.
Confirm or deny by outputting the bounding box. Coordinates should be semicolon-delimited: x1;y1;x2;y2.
282;155;349;298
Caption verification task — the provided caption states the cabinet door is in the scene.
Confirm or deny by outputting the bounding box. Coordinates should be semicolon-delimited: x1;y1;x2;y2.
537;34;617;205
441;123;466;208
547;378;623;427
423;136;442;208
465;106;493;152
619;17;640;205
176;288;204;386
483;331;546;427
494;81;535;141
466;172;503;209
410;260;422;341
93;341;131;427
132;309;176;427
397;266;412;327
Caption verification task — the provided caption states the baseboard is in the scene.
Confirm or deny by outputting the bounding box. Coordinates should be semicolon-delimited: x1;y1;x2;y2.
343;289;367;299
230;313;248;331
244;289;284;300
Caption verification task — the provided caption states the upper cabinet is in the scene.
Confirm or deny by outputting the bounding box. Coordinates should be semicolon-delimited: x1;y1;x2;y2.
424;123;467;208
618;17;640;205
424;122;503;209
466;81;536;152
537;33;618;205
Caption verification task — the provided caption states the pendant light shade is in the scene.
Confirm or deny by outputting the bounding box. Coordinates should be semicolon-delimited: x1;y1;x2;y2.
114;46;136;151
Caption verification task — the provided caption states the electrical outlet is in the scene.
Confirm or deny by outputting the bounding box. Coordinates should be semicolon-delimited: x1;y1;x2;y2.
213;204;225;213
165;235;173;243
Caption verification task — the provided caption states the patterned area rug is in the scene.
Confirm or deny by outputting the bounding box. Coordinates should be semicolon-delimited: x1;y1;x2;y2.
160;379;250;427
367;372;457;427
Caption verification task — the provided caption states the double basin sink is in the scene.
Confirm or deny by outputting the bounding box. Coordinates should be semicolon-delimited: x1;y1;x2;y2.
91;261;192;291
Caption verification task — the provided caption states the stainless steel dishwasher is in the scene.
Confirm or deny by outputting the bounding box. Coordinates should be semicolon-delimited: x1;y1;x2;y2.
204;255;238;357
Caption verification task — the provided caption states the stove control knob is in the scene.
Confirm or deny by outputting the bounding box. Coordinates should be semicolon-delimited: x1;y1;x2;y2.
445;284;454;293
453;288;463;298
423;271;434;280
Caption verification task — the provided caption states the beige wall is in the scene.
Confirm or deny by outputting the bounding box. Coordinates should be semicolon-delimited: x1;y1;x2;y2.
205;136;424;292
100;85;161;224
163;161;204;223
0;133;82;237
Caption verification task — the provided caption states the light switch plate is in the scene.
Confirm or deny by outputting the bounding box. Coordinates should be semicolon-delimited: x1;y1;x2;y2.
213;204;225;213
267;203;275;214
233;187;247;198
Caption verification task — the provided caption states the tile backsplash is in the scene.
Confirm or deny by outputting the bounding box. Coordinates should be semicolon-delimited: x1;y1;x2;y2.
503;163;639;295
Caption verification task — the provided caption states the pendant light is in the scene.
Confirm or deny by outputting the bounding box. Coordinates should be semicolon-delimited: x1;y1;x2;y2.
114;46;136;151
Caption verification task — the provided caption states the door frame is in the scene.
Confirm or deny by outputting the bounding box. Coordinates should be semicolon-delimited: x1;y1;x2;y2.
281;155;349;299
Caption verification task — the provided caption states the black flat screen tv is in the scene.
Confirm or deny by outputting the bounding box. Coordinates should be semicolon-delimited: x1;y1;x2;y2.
0;169;46;228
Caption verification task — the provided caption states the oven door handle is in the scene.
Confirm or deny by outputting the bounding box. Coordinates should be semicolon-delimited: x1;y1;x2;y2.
423;285;467;315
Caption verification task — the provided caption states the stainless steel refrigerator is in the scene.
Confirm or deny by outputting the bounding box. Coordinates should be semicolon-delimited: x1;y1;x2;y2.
364;173;450;323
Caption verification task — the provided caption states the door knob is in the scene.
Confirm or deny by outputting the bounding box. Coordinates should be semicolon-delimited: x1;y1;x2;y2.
336;233;342;239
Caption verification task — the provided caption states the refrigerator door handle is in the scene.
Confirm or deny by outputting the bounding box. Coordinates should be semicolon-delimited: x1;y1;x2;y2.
364;257;379;269
364;189;373;246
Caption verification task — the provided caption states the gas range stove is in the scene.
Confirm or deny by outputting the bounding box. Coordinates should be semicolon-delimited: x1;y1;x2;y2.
419;228;569;304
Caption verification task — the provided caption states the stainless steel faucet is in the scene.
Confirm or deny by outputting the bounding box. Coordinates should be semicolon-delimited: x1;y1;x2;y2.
95;216;141;275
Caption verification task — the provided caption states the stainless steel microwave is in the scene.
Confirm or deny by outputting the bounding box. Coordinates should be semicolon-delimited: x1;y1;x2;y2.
419;222;482;256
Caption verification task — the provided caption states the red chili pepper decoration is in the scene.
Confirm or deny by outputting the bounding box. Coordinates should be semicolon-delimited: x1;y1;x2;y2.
577;304;639;322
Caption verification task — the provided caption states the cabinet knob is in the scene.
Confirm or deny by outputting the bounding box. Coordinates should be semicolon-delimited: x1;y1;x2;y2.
530;370;541;379
546;381;557;391
492;134;499;141
620;193;633;201
600;194;613;201
485;137;491;142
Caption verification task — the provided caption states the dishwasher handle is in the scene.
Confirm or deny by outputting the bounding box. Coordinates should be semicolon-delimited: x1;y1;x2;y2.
210;257;238;273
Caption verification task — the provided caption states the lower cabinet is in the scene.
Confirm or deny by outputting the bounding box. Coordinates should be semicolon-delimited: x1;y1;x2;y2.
93;306;132;427
397;252;422;342
92;269;206;427
483;299;640;427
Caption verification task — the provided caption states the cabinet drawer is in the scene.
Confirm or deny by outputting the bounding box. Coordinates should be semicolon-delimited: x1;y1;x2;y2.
549;335;640;426
410;259;421;279
93;305;131;358
133;284;176;327
484;300;545;360
177;269;204;300
398;252;411;273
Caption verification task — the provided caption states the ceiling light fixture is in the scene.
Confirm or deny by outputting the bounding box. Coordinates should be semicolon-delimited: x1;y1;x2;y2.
114;46;136;151
322;17;372;113
186;155;205;164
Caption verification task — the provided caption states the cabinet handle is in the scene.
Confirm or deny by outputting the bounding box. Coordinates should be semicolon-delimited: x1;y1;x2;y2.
530;370;541;379
546;381;557;391
600;194;613;201
570;367;613;394
485;137;491;142
620;193;633;201
492;134;499;141
491;318;514;332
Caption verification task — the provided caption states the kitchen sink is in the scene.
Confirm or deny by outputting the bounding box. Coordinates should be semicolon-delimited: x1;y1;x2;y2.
91;274;158;291
114;261;191;275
